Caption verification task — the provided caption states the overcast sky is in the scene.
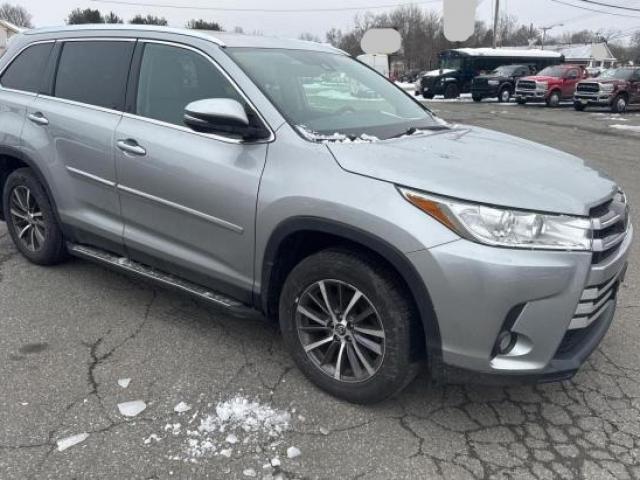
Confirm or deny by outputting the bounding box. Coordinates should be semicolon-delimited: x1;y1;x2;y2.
23;0;638;43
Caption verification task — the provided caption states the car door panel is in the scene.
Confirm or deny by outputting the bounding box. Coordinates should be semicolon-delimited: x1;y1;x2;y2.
116;41;269;300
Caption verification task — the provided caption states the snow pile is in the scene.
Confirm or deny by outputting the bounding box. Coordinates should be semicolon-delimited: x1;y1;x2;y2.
159;395;292;464
296;125;379;144
117;378;131;389
118;400;146;417
610;124;640;133
174;401;192;413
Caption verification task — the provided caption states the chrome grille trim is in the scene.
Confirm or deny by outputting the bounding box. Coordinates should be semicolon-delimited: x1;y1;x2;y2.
577;82;600;93
589;193;629;264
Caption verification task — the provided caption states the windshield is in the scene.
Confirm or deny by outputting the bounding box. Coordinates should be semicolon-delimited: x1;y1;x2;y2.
601;68;635;80
537;66;564;78
439;57;463;70
492;65;519;76
227;48;441;141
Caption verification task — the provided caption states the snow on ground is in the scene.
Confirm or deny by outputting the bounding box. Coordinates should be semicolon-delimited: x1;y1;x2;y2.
394;81;415;91
117;378;131;388
610;124;640;133
56;432;89;452
117;400;147;417
154;394;300;473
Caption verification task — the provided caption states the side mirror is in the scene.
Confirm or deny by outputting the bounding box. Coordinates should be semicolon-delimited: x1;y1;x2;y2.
184;98;269;140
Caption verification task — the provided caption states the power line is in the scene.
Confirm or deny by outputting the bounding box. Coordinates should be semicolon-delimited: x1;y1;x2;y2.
550;0;640;18
89;0;442;13
575;0;640;13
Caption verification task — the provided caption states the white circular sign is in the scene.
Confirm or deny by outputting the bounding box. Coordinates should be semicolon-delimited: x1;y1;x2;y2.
360;28;402;55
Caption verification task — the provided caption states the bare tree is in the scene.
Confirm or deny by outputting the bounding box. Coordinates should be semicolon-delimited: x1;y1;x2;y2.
0;2;32;27
104;11;123;24
298;32;320;42
187;19;222;31
129;14;167;25
67;8;103;25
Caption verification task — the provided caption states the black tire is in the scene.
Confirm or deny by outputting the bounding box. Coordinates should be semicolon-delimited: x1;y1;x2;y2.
2;168;67;265
516;97;527;105
498;86;511;103
611;94;628;113
279;248;421;404
414;90;420;97
444;83;460;99
472;95;482;102
423;92;434;99
546;91;561;107
574;102;586;112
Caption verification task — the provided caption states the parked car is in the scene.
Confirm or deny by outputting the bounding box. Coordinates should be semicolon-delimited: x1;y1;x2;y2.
574;67;640;113
471;64;534;103
0;26;632;404
416;48;562;99
515;64;585;107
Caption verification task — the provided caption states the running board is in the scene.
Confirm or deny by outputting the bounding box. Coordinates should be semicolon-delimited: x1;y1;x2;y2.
67;243;255;317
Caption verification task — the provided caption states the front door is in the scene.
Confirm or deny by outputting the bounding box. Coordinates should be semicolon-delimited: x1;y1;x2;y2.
562;68;580;99
115;41;269;301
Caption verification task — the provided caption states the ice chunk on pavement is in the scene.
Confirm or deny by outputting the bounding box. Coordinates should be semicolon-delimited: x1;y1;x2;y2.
57;433;89;452
144;434;161;444
287;446;301;459
270;457;281;467
243;469;257;477
220;448;232;457
117;378;131;388
174;401;192;413
319;427;330;435
225;433;238;444
117;400;146;417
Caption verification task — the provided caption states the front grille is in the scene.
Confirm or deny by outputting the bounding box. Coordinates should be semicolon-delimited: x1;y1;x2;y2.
420;77;436;90
569;273;620;331
473;78;488;88
590;195;629;264
517;80;536;91
577;82;600;94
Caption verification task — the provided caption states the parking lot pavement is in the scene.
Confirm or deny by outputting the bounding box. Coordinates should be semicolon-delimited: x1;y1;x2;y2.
1;102;639;480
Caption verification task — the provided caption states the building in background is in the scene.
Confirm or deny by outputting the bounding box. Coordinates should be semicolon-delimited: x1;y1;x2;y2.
0;19;24;56
544;42;617;69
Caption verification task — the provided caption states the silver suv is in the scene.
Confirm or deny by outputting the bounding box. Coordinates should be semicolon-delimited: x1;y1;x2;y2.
0;26;632;403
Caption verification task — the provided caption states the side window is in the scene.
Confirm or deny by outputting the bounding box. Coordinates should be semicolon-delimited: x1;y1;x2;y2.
54;41;134;110
632;70;640;82
136;43;243;127
1;42;53;93
566;69;579;80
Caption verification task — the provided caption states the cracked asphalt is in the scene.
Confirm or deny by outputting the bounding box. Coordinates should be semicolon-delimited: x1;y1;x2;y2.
1;101;639;479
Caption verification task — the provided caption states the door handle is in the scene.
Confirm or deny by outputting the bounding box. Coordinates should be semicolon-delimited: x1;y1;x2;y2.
27;112;49;126
116;139;146;156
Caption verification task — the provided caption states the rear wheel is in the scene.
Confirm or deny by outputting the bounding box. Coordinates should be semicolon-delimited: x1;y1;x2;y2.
498;87;511;103
444;83;460;99
612;94;628;113
2;168;67;265
546;91;561;107
279;249;421;404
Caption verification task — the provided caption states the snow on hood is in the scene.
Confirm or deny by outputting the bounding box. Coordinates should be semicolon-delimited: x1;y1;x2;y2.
423;68;456;77
296;125;380;144
327;125;616;216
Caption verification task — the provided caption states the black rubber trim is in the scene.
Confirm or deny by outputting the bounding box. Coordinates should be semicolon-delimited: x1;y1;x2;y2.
124;41;144;115
40;41;61;96
259;216;444;378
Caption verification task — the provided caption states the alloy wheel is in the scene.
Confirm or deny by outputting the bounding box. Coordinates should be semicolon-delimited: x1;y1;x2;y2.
9;186;45;252
295;279;385;383
616;97;627;113
501;89;510;102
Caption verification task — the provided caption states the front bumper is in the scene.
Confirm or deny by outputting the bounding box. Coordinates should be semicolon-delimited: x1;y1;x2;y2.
471;85;499;99
574;92;614;107
515;89;548;101
407;223;633;383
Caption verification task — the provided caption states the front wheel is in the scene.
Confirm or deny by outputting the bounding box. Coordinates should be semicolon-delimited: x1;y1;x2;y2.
612;94;628;113
546;91;561;107
498;87;511;103
279;249;421;404
444;83;460;99
2;168;67;265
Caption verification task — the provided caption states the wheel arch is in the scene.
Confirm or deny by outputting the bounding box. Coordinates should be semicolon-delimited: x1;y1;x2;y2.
0;147;65;230
259;216;443;374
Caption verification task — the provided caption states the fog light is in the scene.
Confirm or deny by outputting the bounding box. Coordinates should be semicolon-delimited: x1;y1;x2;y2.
496;331;517;355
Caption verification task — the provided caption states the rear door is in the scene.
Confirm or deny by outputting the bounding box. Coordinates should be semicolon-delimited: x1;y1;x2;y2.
22;39;135;253
630;69;640;103
114;40;270;301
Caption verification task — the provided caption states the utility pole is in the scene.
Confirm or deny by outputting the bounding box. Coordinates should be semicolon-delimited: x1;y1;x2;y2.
492;0;500;48
540;24;564;50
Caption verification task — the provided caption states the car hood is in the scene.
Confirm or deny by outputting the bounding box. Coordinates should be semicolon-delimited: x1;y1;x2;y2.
592;78;626;85
520;75;560;83
327;126;616;216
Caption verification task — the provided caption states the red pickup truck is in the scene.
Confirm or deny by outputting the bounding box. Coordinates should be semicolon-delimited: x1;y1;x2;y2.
574;67;640;113
515;65;584;107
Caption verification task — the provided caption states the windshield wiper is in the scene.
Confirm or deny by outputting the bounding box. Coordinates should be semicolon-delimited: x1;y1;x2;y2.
389;125;449;139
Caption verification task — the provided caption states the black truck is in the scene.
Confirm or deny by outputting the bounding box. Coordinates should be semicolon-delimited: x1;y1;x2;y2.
471;64;535;102
416;48;563;99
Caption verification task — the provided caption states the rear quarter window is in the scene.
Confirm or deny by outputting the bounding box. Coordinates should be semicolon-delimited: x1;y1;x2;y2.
54;41;134;110
1;42;54;93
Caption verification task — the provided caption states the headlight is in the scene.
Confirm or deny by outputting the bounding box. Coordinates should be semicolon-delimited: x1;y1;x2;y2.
536;81;548;90
400;188;592;251
600;83;615;92
488;79;500;86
